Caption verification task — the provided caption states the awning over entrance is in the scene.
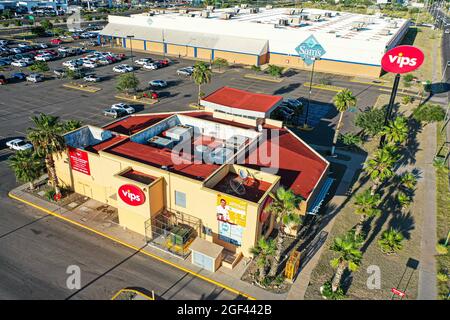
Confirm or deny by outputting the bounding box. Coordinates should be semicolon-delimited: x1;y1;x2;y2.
307;177;334;215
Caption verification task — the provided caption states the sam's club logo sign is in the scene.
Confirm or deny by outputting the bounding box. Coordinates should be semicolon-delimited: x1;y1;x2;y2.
295;35;326;66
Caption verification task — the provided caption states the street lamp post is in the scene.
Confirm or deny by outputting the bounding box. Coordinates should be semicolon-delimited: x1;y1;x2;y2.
126;35;136;93
303;57;319;130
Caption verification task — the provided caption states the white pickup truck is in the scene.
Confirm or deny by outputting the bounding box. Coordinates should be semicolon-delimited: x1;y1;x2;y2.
6;139;33;151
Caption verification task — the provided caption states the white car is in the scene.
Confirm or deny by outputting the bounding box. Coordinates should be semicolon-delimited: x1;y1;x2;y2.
10;48;22;54
67;65;83;71
11;60;28;67
143;63;158;70
83;74;101;82
35;54;52;61
6;139;33;151
20;58;34;65
26;73;43;83
35;43;48;49
113;64;133;73
135;58;152;66
111;103;135;114
58;46;70;53
83;61;97;68
149;80;168;88
62;60;76;67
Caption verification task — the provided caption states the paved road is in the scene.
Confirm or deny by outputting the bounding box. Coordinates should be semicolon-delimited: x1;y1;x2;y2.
0;39;399;300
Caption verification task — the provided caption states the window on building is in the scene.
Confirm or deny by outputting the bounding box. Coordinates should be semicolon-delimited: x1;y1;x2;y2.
175;191;186;208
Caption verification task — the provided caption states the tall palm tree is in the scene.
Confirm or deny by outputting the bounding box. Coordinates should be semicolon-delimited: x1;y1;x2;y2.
353;189;381;238
8;150;45;190
331;89;357;156
381;116;408;146
192;61;212;105
27;113;66;196
364;145;399;195
250;238;276;284
378;228;404;254
64;120;83;133
330;231;363;292
265;186;303;278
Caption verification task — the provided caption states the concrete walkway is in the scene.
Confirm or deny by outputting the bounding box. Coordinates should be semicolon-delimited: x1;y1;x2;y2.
9;184;287;301
287;146;367;299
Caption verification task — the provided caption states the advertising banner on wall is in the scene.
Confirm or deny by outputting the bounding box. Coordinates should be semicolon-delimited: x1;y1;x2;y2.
68;147;91;176
218;221;244;246
216;194;247;227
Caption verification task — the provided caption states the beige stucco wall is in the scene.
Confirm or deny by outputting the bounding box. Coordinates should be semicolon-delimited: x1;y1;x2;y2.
167;44;189;57
214;50;258;66
196;48;212;60
145;41;164;54
126;39;145;51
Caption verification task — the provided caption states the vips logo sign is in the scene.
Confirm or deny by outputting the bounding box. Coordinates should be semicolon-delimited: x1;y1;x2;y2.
68;147;90;176
381;45;424;74
295;35;326;66
118;184;145;206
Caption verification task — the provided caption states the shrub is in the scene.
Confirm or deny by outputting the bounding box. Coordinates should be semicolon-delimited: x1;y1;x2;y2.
321;281;346;300
266;64;284;78
116;73;139;94
2;22;9;28
412;104;445;125
29;61;49;72
436;243;448;255
45;189;56;202
251;65;261;73
14;20;22;26
378;228;404;254
339;132;362;147
402;95;413;105
40;19;53;30
355;106;386;137
437;272;449;282
31;26;46;36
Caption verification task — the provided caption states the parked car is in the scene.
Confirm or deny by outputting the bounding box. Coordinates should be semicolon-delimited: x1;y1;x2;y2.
113;64;133;73
157;59;171;67
143;62;159;70
177;67;194;76
0;74;6;85
135;58;153;66
10;48;22;54
12;72;27;80
283;98;302;109
103;108;127;118
83;74;101;82
35;43;48;49
26;73;43;83
67;65;83;72
50;38;63;45
11;60;28;67
53;69;66;78
34;54;52;61
111;103;135;114
83;61;98;69
149;80;168;88
6;138;33;151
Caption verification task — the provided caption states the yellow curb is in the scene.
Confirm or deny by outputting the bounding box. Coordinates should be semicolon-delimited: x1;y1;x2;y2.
115;95;159;105
350;79;391;88
63;84;101;93
111;288;155;300
303;83;343;92
244;74;283;83
8;192;256;300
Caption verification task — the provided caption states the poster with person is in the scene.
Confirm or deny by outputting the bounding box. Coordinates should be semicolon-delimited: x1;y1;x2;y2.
216;194;247;227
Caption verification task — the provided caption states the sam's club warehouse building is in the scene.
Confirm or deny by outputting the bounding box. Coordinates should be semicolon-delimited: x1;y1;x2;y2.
99;6;410;77
54;88;332;272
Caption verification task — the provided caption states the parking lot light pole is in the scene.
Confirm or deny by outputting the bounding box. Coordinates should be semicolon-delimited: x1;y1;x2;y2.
303;57;319;130
126;35;136;93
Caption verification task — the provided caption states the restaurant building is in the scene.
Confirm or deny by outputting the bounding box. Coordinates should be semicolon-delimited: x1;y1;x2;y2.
54;88;331;272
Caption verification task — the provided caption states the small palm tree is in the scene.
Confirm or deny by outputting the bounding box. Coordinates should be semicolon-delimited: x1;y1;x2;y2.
378;228;404;254
400;172;417;190
192;61;212;105
397;191;411;210
64;120;83;133
330;231;363;292
353;189;381;238
250;238;276;284
9;150;45;190
27;113;66;197
331;89;357;156
381;116;408;145
265;186;303;278
364;145;399;195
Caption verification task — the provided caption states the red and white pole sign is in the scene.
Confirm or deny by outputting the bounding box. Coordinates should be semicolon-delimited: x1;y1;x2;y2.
391;287;406;298
381;45;424;74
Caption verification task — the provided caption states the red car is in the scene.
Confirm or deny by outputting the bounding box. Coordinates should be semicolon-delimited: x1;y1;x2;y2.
116;53;126;60
50;38;62;45
0;74;6;85
158;59;170;67
143;91;158;100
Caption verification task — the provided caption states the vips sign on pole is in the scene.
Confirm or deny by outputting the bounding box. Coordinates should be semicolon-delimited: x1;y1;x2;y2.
68;147;91;175
118;184;145;206
381;45;424;74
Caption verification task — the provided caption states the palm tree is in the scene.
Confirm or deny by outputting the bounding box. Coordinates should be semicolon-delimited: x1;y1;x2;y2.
27;113;66;196
381;116;408;145
64;120;83;133
8;150;45;190
330;231;363;292
250;238;276;284
331;89;357;156
364;145;399;195
192;61;212;105
265;186;303;278
353;189;381;238
397;191;411;210
400;172;417;190
378;228;404;254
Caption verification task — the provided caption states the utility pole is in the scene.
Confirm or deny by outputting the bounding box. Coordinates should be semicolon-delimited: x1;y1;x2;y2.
303;57;319;130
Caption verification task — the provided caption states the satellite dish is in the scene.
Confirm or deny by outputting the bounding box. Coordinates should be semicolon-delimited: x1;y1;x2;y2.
239;169;249;180
230;179;246;195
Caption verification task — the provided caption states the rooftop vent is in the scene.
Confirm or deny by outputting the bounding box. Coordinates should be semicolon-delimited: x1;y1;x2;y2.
285;9;296;15
201;11;210;18
265;5;273;9
324;12;332;18
206;5;215;11
240;4;248;9
249;8;259;14
278;18;289;26
220;13;232;20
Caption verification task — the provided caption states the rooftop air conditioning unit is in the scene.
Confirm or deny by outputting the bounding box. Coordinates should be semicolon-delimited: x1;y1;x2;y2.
285;9;296;15
266;5;273;9
240;4;248;9
278;18;289;26
379;29;391;36
290;17;302;25
220;13;232;20
179;9;188;14
249;8;259;14
201;11;210;18
311;14;321;21
206;5;215;11
325;12;332;18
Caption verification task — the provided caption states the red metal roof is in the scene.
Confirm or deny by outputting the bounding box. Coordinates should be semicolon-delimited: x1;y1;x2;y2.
202;87;283;113
84;135;126;153
244;129;328;200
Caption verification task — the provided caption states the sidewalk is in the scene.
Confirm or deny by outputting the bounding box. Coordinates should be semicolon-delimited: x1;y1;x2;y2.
287;146;367;299
8;184;287;301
